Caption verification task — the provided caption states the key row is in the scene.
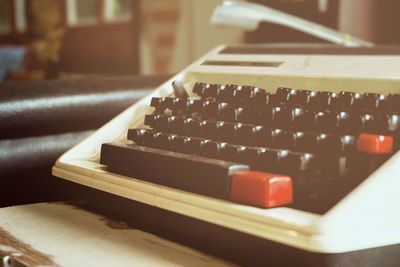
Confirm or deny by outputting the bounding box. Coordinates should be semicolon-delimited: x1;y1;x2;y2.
192;82;400;111
127;128;365;179
150;97;400;134
193;82;275;105
275;87;400;111
128;128;321;176
144;114;359;155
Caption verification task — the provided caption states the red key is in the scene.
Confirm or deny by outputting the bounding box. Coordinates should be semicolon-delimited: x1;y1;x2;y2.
357;133;393;154
230;171;292;208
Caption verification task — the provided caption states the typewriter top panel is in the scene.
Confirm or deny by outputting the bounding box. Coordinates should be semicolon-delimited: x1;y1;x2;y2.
185;45;400;94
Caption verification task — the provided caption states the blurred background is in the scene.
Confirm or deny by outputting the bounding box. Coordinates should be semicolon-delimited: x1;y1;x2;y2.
1;0;400;82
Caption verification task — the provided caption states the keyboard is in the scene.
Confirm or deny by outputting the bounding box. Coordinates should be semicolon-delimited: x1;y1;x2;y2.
100;83;399;214
53;44;400;265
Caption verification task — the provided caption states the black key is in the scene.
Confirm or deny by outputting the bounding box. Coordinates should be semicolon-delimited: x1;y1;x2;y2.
293;132;317;153
215;84;226;99
320;91;333;106
360;112;386;133
308;91;329;108
193;82;206;95
217;143;237;162
314;110;336;131
235;106;257;123
349;92;363;108
186;137;205;155
127;128;151;145
201;120;218;139
158;115;170;131
218;102;236;122
338;92;352;107
202;140;220;158
173;136;190;154
352;93;364;108
253;125;270;146
220;84;236;99
327;92;340;108
338;91;360;108
203;83;219;98
252;88;268;105
150;97;162;110
316;133;341;154
270;129;294;149
235;85;253;102
187;99;203;114
277;150;299;174
256;148;278;172
237;146;258;165
287;89;310;106
272;106;291;127
213;121;226;141
336;110;360;133
291;107;314;130
298;153;320;173
202;100;218;119
218;122;236;143
275;87;291;102
160;97;174;110
144;114;156;128
387;94;400;111
215;142;229;160
376;94;389;110
169;116;185;134
386;113;400;133
147;132;160;147
363;93;389;110
362;93;380;110
268;94;282;105
258;106;273;126
154;133;176;150
100;143;249;198
171;98;187;113
307;91;319;108
185;118;202;137
236;124;254;145
340;135;357;153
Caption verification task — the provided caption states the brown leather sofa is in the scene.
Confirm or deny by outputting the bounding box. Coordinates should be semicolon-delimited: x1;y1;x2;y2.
0;75;170;207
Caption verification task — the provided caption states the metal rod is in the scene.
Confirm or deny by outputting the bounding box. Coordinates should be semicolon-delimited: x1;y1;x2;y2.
211;1;374;47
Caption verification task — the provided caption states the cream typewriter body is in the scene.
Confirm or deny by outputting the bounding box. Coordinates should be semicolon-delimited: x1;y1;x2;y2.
53;45;400;260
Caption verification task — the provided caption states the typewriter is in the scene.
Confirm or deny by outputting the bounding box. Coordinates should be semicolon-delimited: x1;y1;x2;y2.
53;44;400;266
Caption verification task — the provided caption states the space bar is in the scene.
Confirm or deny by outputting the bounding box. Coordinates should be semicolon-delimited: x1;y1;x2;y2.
100;143;249;199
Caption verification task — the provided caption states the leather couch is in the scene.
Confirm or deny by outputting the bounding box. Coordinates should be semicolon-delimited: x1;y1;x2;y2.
0;75;170;207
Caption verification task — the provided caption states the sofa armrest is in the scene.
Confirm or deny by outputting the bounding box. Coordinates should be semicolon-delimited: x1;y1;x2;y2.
0;74;171;206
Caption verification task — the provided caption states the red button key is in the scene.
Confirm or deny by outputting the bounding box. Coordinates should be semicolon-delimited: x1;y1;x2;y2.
230;171;292;208
357;133;393;154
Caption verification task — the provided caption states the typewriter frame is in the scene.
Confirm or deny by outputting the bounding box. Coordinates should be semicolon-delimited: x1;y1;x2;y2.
53;45;400;258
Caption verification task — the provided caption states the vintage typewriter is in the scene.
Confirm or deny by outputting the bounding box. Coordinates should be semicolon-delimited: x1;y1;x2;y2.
53;44;400;266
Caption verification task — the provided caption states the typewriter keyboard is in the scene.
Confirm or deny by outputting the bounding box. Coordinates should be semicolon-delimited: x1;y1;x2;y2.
100;82;400;213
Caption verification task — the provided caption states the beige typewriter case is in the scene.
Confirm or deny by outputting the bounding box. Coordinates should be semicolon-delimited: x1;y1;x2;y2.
53;45;400;254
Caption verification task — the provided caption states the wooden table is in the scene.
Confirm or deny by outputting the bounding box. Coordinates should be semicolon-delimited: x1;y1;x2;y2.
0;202;234;266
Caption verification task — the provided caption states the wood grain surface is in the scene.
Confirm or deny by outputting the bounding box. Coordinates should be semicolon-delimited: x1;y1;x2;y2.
0;202;234;267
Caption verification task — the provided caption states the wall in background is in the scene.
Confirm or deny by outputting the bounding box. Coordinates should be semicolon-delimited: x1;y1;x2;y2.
139;0;244;75
338;0;378;42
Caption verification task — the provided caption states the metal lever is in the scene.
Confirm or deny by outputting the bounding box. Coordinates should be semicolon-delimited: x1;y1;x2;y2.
211;0;373;47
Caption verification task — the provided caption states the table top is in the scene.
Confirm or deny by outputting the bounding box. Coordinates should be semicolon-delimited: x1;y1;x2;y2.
0;202;234;266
